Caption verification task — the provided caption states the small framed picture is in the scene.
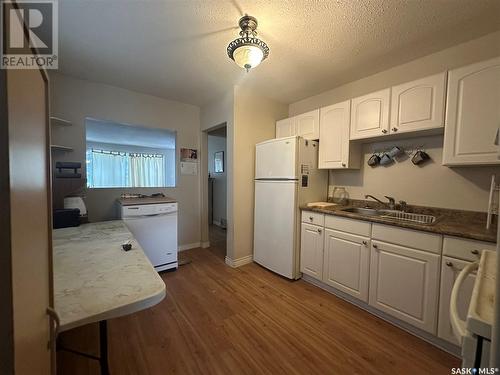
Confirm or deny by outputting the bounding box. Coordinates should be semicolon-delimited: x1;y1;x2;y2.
214;151;224;173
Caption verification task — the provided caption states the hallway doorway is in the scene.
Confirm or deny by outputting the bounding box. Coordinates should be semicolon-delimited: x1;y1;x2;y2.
207;126;227;260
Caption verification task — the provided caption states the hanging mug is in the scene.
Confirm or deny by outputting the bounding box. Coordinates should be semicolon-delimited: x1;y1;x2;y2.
367;154;381;167
379;153;393;166
412;150;430;165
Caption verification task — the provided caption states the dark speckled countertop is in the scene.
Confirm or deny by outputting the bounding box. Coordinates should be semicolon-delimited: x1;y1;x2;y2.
301;199;497;243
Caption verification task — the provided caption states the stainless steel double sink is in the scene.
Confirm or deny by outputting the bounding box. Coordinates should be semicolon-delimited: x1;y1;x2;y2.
340;207;438;225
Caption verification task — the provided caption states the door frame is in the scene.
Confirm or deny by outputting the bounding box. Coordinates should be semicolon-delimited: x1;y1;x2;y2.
201;123;229;257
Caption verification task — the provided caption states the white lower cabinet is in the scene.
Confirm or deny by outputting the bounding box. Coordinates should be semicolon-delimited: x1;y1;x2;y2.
300;223;324;280
323;229;370;302
369;240;440;334
437;256;476;345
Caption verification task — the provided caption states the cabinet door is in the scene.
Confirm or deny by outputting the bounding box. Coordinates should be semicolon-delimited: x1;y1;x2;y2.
296;109;320;140
323;229;370;302
438;257;476;345
276;117;296;138
369;241;440;333
390;72;446;134
350;88;390;140
319;101;353;169
443;57;500;165
300;223;324;280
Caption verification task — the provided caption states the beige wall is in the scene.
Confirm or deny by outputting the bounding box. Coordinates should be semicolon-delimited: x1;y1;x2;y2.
232;87;288;260
289;31;500;212
50;73;202;247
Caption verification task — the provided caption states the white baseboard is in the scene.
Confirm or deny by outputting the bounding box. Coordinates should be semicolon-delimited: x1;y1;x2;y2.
201;241;210;248
178;242;201;251
225;255;253;268
301;274;461;357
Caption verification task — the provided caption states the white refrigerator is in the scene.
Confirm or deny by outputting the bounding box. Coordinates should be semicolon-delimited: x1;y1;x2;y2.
253;136;327;279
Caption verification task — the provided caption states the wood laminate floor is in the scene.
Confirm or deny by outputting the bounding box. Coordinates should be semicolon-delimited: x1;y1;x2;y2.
58;246;460;375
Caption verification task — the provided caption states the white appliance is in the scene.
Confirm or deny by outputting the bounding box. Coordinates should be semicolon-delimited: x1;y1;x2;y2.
64;196;87;216
121;202;178;272
253;136;327;279
451;251;497;369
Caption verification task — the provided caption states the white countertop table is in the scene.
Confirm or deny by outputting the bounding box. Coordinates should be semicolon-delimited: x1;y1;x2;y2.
53;220;166;332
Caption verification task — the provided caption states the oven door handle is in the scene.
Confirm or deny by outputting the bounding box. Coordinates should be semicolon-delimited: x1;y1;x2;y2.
450;261;479;344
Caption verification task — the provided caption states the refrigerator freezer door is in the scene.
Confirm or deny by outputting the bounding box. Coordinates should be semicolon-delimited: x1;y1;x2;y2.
253;180;298;279
255;136;297;179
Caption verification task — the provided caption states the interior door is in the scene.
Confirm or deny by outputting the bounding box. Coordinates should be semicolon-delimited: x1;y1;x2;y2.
437;257;476;345
319;101;350;169
323;229;370;302
369;240;439;333
254;180;297;278
7;68;53;373
255;137;297;179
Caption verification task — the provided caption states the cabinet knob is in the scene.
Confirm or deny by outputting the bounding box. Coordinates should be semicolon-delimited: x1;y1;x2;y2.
309;216;313;221
446;261;453;267
392;127;398;132
342;163;346;167
381;129;387;134
317;228;322;233
372;244;378;249
362;240;368;246
471;249;479;255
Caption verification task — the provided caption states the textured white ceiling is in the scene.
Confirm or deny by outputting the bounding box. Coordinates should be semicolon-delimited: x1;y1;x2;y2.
57;0;500;106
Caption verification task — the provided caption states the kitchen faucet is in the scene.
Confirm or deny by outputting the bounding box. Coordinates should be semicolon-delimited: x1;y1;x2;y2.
365;194;396;210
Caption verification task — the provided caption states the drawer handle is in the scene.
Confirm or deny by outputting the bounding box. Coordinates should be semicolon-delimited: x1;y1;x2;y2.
372;244;378;249
446;261;453;267
362;240;367;246
471;249;479;255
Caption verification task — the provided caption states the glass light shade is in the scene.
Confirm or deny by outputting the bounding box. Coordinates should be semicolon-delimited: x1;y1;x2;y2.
233;45;264;71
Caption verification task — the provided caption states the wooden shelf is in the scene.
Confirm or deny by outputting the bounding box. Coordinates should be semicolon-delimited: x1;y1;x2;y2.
51;144;74;152
50;116;72;127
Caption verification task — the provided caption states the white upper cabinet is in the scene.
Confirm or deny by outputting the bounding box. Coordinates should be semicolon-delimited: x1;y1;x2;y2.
319;101;360;169
275;109;320;140
276;117;296;138
390;72;446;134
296;109;320;140
443;57;500;166
350;88;391;140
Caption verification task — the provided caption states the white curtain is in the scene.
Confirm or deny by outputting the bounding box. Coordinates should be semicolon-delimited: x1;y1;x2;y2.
129;154;165;187
88;150;129;188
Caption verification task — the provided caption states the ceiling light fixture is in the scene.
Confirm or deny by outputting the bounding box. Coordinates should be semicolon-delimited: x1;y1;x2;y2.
227;15;269;72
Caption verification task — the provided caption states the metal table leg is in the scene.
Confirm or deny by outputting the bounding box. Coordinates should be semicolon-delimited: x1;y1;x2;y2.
99;320;110;375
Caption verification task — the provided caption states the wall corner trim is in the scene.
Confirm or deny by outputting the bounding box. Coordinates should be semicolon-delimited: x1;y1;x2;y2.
224;255;253;268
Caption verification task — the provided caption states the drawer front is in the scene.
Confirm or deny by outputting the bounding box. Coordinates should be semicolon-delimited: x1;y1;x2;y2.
324;215;371;237
372;223;442;254
442;236;496;262
301;211;325;226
